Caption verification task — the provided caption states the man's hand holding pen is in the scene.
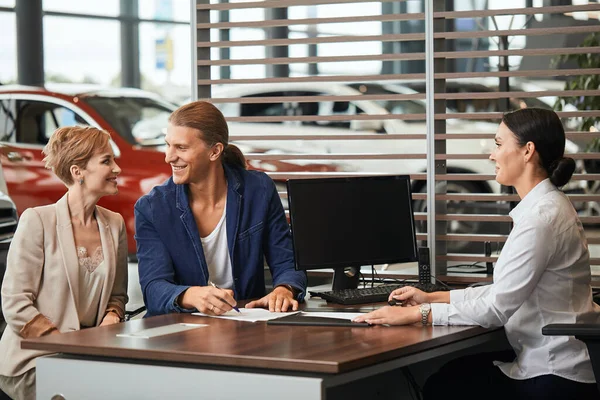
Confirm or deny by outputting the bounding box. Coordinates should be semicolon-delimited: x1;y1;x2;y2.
209;281;241;313
177;282;239;315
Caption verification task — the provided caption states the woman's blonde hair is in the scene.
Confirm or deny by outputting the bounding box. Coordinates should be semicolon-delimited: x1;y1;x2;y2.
42;126;112;185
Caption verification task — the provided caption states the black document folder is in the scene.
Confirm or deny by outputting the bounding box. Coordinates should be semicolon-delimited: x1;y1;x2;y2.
267;313;370;327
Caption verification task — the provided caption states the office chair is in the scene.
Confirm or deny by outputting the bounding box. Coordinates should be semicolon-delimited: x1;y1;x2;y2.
542;323;600;393
124;306;146;321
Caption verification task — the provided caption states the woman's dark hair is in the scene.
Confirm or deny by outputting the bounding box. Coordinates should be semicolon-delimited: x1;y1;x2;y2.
168;101;246;169
502;108;575;187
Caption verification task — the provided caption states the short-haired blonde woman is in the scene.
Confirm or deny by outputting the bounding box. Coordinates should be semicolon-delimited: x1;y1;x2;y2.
0;126;128;400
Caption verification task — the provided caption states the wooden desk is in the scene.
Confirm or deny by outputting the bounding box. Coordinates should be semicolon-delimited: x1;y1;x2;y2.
23;306;504;400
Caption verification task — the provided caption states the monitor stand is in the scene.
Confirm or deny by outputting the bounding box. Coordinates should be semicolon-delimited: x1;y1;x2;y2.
332;266;360;291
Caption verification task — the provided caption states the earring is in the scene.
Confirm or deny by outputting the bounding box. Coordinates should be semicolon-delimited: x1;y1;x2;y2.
79;178;84;185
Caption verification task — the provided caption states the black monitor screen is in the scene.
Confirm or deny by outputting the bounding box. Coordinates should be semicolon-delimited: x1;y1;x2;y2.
287;175;418;271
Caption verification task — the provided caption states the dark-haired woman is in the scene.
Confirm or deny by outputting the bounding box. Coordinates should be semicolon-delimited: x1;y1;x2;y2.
135;101;306;318
353;108;600;399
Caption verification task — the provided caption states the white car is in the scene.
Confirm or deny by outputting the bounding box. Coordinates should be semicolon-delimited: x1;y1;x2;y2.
368;79;595;216
214;81;587;200
213;82;507;252
212;82;590;252
214;82;504;194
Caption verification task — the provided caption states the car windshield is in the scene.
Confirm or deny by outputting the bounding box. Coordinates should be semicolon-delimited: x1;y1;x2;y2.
84;96;176;146
348;83;426;122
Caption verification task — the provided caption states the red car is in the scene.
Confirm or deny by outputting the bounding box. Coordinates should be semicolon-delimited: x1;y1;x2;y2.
0;84;335;256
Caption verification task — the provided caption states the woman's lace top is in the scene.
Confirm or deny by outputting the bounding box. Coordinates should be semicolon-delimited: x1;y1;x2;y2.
77;246;104;273
76;245;106;327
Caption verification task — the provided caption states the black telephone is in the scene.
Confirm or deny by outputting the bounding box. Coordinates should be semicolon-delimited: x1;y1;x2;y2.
418;247;431;285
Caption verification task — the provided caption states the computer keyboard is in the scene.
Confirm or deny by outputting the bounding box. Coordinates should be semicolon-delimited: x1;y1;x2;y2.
309;283;451;305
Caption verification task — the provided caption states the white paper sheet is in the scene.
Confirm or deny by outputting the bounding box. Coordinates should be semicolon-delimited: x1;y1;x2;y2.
116;323;208;339
192;308;301;322
299;312;365;321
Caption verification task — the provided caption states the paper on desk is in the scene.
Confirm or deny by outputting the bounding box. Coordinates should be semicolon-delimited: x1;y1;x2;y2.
192;308;301;322
300;311;365;321
116;323;208;339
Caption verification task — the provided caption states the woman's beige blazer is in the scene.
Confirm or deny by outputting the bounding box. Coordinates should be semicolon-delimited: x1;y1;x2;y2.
0;194;128;376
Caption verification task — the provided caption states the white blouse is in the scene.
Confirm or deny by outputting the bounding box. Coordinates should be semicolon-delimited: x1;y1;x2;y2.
431;179;600;382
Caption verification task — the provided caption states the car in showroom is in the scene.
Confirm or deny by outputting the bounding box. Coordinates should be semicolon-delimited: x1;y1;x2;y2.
0;84;338;257
214;81;503;190
213;81;589;252
349;80;595;218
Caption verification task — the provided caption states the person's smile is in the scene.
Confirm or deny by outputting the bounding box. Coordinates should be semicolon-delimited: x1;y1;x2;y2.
171;164;187;173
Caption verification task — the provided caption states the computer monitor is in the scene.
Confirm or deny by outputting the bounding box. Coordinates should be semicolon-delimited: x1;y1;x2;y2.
286;175;418;291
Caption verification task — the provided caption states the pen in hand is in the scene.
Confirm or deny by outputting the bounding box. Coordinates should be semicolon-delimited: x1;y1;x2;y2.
209;281;241;313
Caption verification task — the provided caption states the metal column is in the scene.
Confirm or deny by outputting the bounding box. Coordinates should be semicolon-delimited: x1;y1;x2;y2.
16;0;44;86
425;0;449;278
265;8;289;78
219;1;231;81
195;0;211;100
120;0;141;88
381;2;401;74
382;2;425;75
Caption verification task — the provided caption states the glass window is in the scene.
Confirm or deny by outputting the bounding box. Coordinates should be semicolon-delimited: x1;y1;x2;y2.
15;100;88;145
44;16;120;86
139;22;191;103
381;100;426;118
84;96;176;146
43;0;119;16
303;3;382;76
0;1;15;6
138;0;190;22
0;12;16;84
240;92;286;120
0;99;17;142
512;97;552;110
224;26;265;81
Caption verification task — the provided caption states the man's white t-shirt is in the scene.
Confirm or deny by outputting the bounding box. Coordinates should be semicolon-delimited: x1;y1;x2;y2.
200;203;234;289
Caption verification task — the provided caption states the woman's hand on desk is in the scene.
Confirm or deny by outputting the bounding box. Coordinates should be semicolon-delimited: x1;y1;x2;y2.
352;306;421;326
388;287;430;306
99;311;121;326
245;286;298;312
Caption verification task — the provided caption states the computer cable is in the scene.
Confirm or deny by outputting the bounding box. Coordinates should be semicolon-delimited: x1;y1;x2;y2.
446;261;487;273
434;277;452;289
358;271;368;289
370;265;375;288
370;268;412;287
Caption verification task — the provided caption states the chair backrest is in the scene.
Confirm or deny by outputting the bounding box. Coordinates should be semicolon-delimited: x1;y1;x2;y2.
542;323;600;394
